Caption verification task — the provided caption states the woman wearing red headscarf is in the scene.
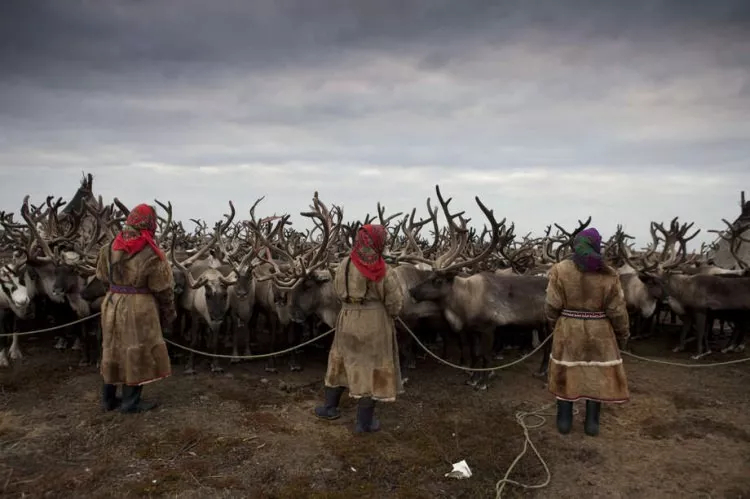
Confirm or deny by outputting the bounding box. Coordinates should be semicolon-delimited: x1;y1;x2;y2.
314;224;405;433
95;204;177;413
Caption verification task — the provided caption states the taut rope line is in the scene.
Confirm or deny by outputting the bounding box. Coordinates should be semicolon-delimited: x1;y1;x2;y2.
0;312;102;337
162;328;335;360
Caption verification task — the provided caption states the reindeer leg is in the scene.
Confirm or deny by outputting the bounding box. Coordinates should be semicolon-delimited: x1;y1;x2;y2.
210;322;224;373
0;314;9;367
242;318;253;358
399;321;417;370
184;317;199;375
244;308;260;360
8;333;22;361
691;311;711;360
465;330;480;387
475;328;494;391
673;314;692;353
288;322;303;372
77;322;91;367
54;336;67;350
230;315;242;364
534;325;551;379
265;313;278;373
732;318;747;352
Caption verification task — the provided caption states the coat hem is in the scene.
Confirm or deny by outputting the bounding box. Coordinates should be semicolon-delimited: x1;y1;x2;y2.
127;372;171;386
349;393;396;402
551;390;629;403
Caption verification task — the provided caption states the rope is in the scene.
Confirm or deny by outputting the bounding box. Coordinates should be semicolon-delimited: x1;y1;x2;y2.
0;312;102;337
397;317;552;372
163;328;335;360
495;403;552;498
620;349;750;367
396;317;749;499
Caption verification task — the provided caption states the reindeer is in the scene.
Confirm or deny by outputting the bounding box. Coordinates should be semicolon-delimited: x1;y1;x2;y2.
407;185;519;391
171;202;238;374
248;193;340;372
635;218;750;359
0;262;32;367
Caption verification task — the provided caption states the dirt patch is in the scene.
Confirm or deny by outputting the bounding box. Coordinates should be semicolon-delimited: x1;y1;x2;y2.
641;415;750;442
1;334;749;498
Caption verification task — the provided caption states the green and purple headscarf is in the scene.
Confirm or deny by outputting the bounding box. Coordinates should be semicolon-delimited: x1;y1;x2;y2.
572;228;603;272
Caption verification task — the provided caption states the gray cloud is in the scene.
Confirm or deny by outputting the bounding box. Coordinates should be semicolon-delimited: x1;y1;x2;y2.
1;0;749;248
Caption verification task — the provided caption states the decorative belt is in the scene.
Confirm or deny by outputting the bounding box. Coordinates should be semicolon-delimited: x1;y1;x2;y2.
109;285;152;295
561;309;607;320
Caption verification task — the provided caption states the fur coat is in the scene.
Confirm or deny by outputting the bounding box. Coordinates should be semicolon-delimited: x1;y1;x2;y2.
324;256;405;401
95;245;176;386
545;259;631;403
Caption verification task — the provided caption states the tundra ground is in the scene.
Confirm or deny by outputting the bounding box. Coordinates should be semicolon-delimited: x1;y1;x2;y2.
1;332;749;499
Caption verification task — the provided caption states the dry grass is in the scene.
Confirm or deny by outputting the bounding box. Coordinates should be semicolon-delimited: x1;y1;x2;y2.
1;332;749;499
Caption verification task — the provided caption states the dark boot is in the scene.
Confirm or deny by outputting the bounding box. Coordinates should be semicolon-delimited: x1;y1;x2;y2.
314;386;345;420
354;397;381;433
101;383;121;412
584;400;601;436
120;385;157;414
556;400;574;435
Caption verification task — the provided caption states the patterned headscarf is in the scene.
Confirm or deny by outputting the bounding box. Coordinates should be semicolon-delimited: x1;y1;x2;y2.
572;227;603;273
350;224;387;282
112;204;165;259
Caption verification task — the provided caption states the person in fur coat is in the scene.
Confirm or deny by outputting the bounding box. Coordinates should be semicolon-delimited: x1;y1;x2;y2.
545;227;630;436
314;224;404;433
95;204;176;414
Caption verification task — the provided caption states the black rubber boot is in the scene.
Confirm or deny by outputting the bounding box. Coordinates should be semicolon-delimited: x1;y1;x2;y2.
101;383;121;412
120;385;157;414
584;400;601;436
556;400;574;435
354;397;381;433
314;386;345;420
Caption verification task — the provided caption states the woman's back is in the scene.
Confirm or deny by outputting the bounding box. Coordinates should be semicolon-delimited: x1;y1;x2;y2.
334;256;402;316
549;259;620;312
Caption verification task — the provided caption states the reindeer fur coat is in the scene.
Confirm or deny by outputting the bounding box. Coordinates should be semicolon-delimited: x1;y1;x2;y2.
545;259;631;403
95;245;176;386
324;256;405;401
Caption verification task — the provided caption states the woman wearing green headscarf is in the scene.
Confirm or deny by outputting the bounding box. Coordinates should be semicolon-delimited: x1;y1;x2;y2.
544;228;630;437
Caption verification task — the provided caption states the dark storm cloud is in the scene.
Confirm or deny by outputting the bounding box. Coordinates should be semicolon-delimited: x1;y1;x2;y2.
0;0;749;247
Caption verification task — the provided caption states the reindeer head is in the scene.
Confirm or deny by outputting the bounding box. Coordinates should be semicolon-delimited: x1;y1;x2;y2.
0;264;31;318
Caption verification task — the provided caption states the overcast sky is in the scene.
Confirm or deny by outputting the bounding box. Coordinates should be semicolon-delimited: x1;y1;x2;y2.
1;0;748;249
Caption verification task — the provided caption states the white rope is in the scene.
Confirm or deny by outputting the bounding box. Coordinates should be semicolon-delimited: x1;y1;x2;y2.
620;349;750;367
0;312;102;337
397;317;552;372
163;328;335;360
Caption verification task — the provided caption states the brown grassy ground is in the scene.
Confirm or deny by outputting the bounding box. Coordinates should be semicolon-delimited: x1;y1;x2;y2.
1;333;749;499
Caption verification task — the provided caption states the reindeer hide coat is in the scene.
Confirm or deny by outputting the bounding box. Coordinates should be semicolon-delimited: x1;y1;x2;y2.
324;256;405;401
95;245;176;386
545;259;631;403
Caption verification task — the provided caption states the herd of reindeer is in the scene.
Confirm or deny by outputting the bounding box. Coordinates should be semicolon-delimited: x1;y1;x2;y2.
0;174;748;391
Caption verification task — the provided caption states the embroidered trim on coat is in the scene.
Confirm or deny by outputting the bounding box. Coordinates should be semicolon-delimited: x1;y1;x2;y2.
109;284;152;294
549;355;623;367
561;309;607;320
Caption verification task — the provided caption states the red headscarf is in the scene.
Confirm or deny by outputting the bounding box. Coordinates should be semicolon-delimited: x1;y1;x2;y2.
350;224;387;282
112;204;165;259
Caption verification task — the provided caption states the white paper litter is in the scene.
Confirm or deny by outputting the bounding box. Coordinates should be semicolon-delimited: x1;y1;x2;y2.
444;460;472;479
